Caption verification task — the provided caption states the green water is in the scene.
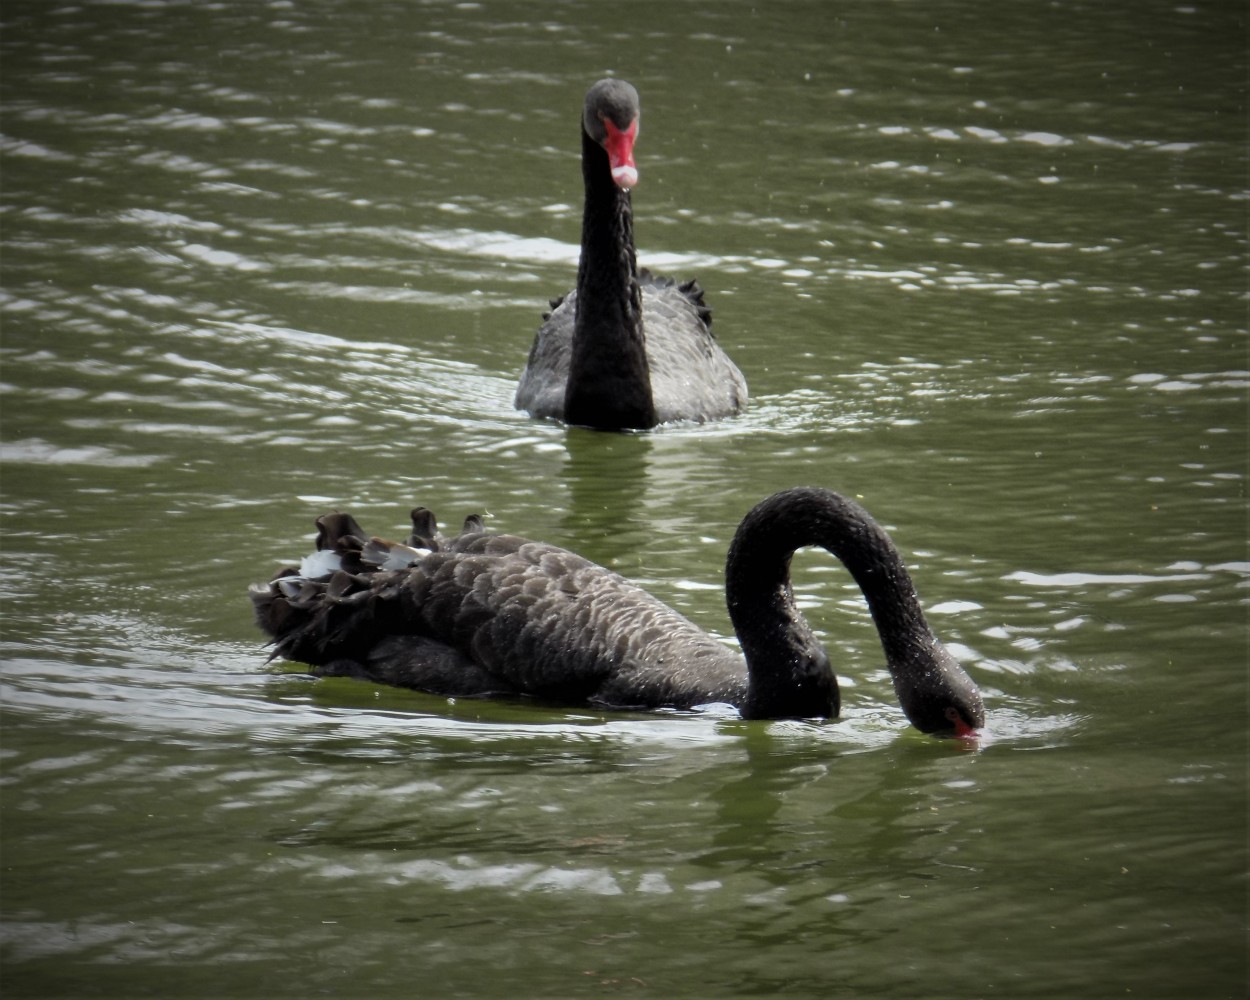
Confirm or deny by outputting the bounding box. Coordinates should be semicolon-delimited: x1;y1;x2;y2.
1;1;1246;997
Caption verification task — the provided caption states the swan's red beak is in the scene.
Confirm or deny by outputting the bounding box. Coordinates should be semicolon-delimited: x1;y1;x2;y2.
603;117;638;189
952;715;980;740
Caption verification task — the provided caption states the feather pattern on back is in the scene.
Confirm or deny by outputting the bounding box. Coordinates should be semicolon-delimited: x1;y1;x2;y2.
251;506;748;710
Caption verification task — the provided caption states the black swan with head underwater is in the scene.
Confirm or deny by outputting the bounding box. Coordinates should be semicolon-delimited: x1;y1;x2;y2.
514;77;748;431
249;487;984;735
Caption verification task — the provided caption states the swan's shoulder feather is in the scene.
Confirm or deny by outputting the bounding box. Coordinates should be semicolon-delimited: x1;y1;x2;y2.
637;277;748;424
638;268;712;330
514;292;576;419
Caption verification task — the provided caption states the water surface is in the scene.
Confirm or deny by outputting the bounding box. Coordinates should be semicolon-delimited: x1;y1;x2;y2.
1;1;1246;997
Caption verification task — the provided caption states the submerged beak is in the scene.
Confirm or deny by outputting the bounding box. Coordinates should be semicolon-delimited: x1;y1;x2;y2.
951;714;981;741
603;117;639;189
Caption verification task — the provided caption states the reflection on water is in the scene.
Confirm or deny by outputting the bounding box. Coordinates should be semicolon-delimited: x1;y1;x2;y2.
2;0;1246;996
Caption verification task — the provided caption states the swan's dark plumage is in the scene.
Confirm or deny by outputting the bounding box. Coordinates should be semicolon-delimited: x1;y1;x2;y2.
514;78;747;431
250;488;985;734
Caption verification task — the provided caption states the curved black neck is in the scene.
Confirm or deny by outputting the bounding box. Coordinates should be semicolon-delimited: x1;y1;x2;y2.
725;489;937;720
563;128;657;430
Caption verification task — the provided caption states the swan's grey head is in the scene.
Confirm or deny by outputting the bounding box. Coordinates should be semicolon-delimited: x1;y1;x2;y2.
892;638;985;737
583;78;640;189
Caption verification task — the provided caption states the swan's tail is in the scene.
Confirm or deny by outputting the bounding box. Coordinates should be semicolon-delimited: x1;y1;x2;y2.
249;506;487;664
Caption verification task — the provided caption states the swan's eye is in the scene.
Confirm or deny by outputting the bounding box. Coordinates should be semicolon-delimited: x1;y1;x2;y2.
943;705;980;739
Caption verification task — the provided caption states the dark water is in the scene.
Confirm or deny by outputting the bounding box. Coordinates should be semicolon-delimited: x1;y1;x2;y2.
1;1;1246;997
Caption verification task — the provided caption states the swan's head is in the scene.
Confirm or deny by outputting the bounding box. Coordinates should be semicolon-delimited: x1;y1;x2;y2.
892;639;986;737
584;78;640;190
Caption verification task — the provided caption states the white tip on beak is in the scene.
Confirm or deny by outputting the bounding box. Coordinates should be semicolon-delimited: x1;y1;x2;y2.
611;165;638;189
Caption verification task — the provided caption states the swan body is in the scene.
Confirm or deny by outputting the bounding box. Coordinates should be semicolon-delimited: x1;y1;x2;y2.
250;488;984;735
514;78;747;430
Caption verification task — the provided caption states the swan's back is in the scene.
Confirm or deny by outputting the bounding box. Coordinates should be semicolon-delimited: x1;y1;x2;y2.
251;509;747;710
515;270;747;425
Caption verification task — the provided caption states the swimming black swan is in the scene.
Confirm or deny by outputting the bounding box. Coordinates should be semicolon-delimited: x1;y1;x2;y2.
249;487;984;735
514;78;748;431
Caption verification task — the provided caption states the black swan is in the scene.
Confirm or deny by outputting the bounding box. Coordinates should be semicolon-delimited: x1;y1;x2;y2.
249;487;984;735
514;78;748;431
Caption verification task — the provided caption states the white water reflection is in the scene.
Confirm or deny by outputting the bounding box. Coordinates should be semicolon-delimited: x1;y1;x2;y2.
1;1;1244;997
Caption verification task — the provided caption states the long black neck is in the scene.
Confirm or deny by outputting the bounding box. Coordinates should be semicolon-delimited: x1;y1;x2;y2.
725;488;939;720
563;127;656;430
